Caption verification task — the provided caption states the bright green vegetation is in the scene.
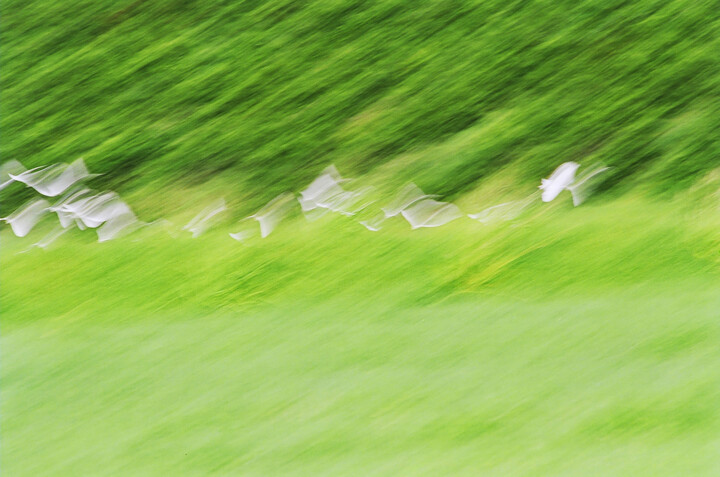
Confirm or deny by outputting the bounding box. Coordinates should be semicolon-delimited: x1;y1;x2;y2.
3;0;720;475
3;197;720;475
2;0;719;209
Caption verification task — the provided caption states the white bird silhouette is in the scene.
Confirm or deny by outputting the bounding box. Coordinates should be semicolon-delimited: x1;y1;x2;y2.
183;199;226;237
9;158;99;197
78;193;133;229
382;183;439;218
50;188;93;227
401;199;463;229
539;162;609;206
539;162;580;203
0;160;27;191
1;199;50;237
299;165;349;213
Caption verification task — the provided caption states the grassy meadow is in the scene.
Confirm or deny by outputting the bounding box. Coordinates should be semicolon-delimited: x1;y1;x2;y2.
2;0;720;475
3;193;720;475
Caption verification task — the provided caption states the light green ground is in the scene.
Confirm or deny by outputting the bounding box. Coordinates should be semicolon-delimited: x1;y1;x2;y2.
3;197;720;475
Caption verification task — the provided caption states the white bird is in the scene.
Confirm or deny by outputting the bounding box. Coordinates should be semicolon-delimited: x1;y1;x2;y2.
9;158;99;197
539;162;579;203
400;199;463;229
183;199;226;237
50;188;93;228
382;183;439;218
77;193;133;229
299;165;349;212
0;160;27;191
1;199;50;237
539;162;610;206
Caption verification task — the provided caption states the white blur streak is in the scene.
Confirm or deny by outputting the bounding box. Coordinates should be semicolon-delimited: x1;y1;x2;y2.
382;183;439;218
78;193;133;228
9;158;99;197
539;162;610;206
468;192;538;224
34;225;69;248
401;199;463;229
97;212;139;242
539;162;580;203
0;160;27;190
319;186;376;216
1;199;50;237
299;165;348;212
250;192;295;238
229;226;255;242
183;198;226;237
567;165;610;206
359;211;386;231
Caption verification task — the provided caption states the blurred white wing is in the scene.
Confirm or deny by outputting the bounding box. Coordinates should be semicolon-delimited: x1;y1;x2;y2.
401;199;463;229
35;226;69;249
0;160;27;190
183;198;226;237
10;158;98;197
382;183;439;218
2;199;50;237
468;192;538;224
567;165;610;206
319;186;376;216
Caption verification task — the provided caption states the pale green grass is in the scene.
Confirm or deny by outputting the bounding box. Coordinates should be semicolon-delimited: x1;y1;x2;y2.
2;196;720;475
3;286;720;475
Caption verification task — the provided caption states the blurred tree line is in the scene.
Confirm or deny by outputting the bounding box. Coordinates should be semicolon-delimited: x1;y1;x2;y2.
2;0;718;209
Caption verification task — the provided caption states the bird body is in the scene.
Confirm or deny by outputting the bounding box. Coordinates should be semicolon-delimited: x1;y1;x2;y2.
540;162;579;202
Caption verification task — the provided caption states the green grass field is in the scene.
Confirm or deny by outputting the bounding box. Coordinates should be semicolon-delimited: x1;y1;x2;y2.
3;0;720;474
3;196;720;475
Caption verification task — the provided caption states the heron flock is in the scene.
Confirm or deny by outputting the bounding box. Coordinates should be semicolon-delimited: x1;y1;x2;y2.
0;158;609;250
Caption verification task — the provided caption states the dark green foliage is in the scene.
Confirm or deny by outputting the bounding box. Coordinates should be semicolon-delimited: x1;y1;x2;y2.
2;0;718;199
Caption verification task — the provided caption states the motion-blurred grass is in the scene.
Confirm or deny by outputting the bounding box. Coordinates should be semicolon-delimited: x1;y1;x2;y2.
3;0;720;474
2;0;719;208
3;194;720;475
